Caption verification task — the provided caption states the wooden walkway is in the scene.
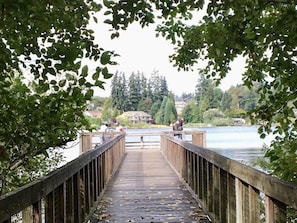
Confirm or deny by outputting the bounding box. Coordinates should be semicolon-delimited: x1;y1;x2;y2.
90;149;211;223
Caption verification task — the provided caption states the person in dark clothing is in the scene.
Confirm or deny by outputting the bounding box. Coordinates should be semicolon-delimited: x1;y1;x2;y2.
173;118;184;139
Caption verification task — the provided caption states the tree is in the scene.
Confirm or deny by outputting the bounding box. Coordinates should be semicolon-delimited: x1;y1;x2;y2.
0;1;116;194
164;92;178;125
181;100;195;123
138;98;153;113
111;72;128;112
127;73;141;111
203;108;225;123
0;73;88;194
194;74;223;121
103;1;297;181
155;96;168;125
150;100;162;119
101;97;119;122
110;71;169;120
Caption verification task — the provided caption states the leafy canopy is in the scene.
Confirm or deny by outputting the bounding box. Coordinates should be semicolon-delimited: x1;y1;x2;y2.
0;0;117;194
103;0;297;181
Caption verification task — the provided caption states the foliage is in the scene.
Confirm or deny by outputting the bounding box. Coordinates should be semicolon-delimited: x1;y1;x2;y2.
0;0;117;194
101;98;120;122
85;116;102;130
104;0;297;181
162;1;297;181
203;108;225;122
163;92;178;125
190;75;257;123
150;100;162;118
0;73;88;194
111;72;128;112
138;98;154;113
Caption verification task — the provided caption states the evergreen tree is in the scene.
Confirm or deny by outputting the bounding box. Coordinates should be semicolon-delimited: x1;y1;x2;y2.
138;98;153;113
181;100;195;123
140;73;148;99
164;92;178;125
146;81;154;102
155;96;168;124
150;100;162;118
111;72;128;112
160;76;169;100
127;72;142;111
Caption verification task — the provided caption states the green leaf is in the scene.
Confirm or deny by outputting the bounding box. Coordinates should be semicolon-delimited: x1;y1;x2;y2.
100;51;111;65
92;72;100;80
59;79;66;87
81;65;88;77
85;89;94;100
50;80;57;85
102;67;113;79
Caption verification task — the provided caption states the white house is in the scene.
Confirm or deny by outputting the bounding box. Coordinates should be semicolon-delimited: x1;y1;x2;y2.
121;111;152;124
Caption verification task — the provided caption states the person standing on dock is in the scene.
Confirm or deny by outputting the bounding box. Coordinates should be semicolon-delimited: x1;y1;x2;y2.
173;118;184;139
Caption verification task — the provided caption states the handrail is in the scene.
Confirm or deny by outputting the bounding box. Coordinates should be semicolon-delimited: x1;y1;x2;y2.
0;134;125;223
160;133;297;222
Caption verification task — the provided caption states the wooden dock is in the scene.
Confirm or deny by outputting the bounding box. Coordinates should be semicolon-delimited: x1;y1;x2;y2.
90;149;211;223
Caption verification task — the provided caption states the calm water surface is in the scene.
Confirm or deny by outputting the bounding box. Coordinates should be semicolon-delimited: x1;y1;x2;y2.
126;125;274;165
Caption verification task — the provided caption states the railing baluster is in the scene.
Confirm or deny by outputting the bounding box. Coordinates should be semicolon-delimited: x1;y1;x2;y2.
66;177;74;223
220;169;228;222
207;162;214;213
248;185;260;223
227;174;236;223
73;173;80;223
45;191;54;223
213;165;220;219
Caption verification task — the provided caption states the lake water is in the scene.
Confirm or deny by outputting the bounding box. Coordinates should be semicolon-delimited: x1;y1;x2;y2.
194;125;273;164
63;125;274;166
125;125;274;165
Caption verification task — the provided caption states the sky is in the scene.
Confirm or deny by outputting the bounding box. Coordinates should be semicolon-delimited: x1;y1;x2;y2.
90;16;245;97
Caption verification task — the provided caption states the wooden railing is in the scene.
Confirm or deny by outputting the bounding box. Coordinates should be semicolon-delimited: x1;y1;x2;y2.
3;130;297;223
160;133;297;223
0;134;125;223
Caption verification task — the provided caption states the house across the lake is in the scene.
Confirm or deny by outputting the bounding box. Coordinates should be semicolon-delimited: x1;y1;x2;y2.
231;118;246;125
120;111;153;124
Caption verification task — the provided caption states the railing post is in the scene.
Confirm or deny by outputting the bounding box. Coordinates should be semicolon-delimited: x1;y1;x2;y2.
80;132;92;154
192;131;206;147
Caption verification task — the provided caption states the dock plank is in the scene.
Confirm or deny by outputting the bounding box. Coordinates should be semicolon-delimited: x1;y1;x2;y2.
90;149;210;223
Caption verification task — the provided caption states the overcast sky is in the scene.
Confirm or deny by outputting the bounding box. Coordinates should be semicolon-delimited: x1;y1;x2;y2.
90;17;244;97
